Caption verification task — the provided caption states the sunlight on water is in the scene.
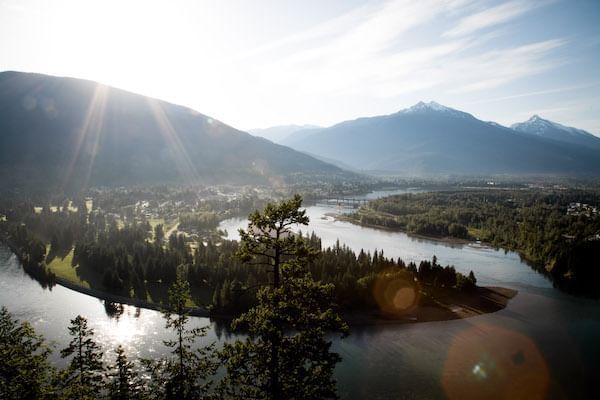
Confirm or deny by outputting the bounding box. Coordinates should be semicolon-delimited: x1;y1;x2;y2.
2;192;599;399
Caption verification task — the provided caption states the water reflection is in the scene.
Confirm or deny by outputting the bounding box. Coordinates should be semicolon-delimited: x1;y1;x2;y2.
2;192;600;399
104;301;125;319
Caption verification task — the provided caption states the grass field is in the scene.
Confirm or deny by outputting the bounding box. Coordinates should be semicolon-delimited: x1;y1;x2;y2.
46;247;90;288
148;217;178;240
45;243;207;309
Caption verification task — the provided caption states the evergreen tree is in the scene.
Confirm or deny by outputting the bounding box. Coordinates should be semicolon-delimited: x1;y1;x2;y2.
143;268;217;400
107;345;144;400
155;224;164;244
58;315;105;399
220;195;348;400
0;307;54;399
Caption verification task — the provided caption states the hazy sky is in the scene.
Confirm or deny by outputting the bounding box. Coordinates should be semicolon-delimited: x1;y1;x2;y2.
1;0;599;134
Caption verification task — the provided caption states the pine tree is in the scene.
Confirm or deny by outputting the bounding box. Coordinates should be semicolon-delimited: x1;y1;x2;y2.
220;194;348;400
106;345;144;400
0;307;54;399
58;315;105;399
143;267;217;400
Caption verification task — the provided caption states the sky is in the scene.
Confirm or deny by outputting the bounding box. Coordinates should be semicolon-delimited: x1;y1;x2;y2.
1;0;599;135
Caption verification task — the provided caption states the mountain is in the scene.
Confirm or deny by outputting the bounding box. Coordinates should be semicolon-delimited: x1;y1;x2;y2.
0;71;343;190
511;115;600;150
249;124;321;144
280;127;325;147
285;101;600;176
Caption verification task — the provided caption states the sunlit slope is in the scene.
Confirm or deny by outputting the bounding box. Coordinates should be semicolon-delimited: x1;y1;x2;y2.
288;101;600;175
0;71;342;189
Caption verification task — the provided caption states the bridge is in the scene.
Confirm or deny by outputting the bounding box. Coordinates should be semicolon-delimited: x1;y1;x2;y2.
319;197;369;208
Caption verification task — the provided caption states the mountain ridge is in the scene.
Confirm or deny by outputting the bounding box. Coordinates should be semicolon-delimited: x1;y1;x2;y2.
0;71;344;191
248;124;321;144
283;101;600;175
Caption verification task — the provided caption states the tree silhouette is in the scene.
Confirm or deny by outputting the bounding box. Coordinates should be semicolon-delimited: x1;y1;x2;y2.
220;195;348;399
107;345;144;400
143;267;217;400
58;315;105;398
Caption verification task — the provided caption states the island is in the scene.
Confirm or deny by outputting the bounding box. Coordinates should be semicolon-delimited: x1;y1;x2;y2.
0;188;518;325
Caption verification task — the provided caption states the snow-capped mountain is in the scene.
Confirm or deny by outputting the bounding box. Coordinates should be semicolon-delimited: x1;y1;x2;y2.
401;101;472;119
283;101;600;175
511;115;600;150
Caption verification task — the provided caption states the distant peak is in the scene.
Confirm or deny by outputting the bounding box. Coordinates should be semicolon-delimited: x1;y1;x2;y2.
512;115;598;141
408;101;451;112
528;114;544;122
402;101;471;118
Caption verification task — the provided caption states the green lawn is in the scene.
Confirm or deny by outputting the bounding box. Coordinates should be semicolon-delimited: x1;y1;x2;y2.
46;248;90;288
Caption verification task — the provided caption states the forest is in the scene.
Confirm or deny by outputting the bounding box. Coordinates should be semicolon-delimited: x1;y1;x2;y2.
346;189;600;296
0;193;477;318
0;194;482;400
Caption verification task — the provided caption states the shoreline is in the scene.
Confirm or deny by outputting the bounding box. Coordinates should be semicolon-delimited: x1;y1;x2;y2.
333;213;556;285
52;275;517;326
53;277;211;317
334;214;475;246
0;240;517;326
335;213;546;268
342;286;517;326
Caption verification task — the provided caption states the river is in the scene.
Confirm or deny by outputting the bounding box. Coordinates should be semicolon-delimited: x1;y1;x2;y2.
1;191;599;399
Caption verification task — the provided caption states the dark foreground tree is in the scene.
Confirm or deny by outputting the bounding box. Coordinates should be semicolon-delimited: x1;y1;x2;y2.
58;315;105;399
0;307;54;399
107;345;145;400
143;267;217;400
219;195;348;400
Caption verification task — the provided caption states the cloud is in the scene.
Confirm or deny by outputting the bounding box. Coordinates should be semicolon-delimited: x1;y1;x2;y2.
201;0;569;129
443;0;537;37
448;39;567;93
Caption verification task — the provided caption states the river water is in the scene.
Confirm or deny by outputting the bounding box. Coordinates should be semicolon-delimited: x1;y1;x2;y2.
1;192;599;399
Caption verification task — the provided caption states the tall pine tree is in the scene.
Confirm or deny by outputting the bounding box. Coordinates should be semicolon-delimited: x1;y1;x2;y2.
220;194;348;400
106;345;144;400
58;315;105;399
143;267;217;400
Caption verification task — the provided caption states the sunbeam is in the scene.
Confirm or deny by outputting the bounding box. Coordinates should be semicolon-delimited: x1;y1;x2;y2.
146;98;199;183
61;83;108;190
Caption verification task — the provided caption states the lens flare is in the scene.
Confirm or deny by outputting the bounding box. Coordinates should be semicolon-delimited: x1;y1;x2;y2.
373;270;419;315
442;324;549;400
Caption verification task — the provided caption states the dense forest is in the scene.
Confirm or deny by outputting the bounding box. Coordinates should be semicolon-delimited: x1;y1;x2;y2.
346;189;600;296
0;194;478;318
1;195;481;399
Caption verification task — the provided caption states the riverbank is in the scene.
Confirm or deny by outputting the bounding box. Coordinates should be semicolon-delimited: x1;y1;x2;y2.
0;236;207;317
54;276;211;317
0;236;517;325
334;213;474;246
335;213;553;275
52;272;515;326
343;286;517;326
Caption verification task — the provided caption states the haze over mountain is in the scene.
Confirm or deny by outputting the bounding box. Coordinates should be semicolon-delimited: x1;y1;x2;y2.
0;71;343;191
248;124;321;144
285;101;600;176
511;115;600;150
